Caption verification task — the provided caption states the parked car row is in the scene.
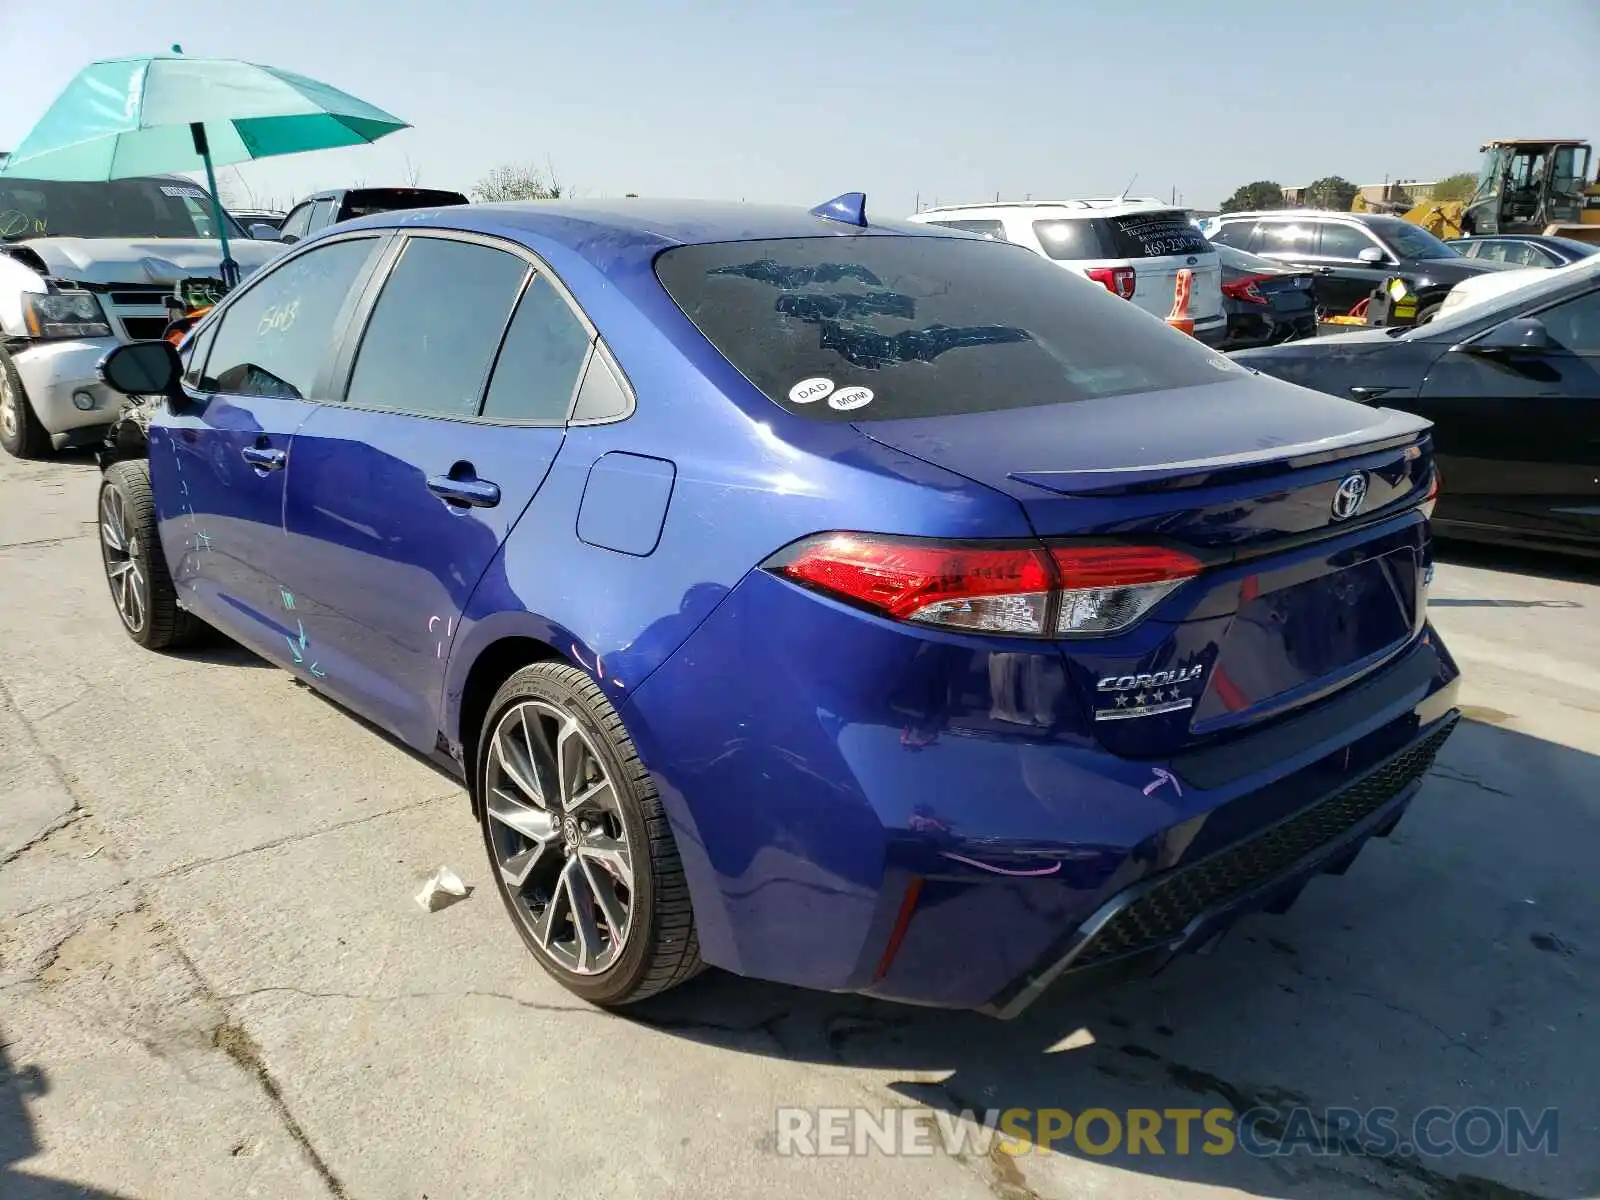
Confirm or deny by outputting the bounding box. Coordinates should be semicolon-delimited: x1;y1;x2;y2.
1200;210;1516;325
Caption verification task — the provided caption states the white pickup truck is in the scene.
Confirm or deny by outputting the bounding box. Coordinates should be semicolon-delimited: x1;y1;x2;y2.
0;170;285;458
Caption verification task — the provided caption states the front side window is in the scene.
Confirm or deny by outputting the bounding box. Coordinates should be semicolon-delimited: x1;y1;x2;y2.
1535;289;1600;353
345;237;528;418
654;234;1233;423
481;275;593;423
205;237;379;399
279;204;314;241
1318;223;1382;261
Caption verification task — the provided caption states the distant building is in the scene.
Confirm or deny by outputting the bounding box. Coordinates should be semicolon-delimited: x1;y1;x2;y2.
1281;180;1438;209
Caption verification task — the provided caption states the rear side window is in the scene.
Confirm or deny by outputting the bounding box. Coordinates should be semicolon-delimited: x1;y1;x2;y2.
1207;220;1258;249
653;235;1232;423
1257;222;1317;256
481;275;593;423
346;237;528;418
1106;211;1210;258
1032;219;1110;260
926;219;1008;242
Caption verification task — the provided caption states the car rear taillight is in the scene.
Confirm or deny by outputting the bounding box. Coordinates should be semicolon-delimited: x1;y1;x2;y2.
764;534;1201;637
1221;274;1273;304
1085;266;1137;300
1049;545;1203;635
1420;465;1440;519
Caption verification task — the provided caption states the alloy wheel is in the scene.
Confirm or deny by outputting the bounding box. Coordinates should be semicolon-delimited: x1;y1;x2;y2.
100;485;147;634
484;700;634;975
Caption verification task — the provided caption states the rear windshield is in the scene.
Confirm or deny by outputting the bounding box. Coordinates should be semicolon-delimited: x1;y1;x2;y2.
1107;211;1211;258
338;189;468;220
653;234;1233;422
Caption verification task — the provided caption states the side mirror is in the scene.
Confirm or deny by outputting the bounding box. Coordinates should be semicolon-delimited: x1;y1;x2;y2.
247;222;282;241
279;232;300;245
97;340;182;398
1468;316;1550;355
1358;247;1387;265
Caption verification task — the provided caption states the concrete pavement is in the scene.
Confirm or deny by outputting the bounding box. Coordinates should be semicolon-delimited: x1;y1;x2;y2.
1;447;1596;1199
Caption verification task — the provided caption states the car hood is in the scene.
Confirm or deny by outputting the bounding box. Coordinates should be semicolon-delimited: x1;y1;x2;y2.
1412;255;1517;282
8;237;284;285
1438;265;1548;317
1229;329;1439;400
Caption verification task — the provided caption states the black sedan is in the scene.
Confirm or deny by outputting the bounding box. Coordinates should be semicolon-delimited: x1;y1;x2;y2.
1213;242;1318;348
1445;234;1599;269
1232;257;1600;557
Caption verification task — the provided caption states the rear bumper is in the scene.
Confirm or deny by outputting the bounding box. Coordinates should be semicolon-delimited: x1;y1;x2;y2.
624;560;1463;1011
981;706;1457;1017
11;337;121;444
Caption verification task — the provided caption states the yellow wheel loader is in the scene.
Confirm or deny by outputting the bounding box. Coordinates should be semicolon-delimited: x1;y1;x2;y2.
1354;139;1600;244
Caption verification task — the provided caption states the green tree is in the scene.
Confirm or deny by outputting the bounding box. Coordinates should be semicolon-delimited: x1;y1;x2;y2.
1220;181;1284;213
1430;172;1478;203
1304;175;1359;211
471;161;564;202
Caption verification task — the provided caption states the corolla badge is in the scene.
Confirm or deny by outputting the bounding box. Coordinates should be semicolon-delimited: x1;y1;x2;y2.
1331;472;1369;522
1094;664;1205;722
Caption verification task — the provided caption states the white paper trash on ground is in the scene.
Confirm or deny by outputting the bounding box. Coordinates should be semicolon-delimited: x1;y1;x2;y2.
416;866;470;911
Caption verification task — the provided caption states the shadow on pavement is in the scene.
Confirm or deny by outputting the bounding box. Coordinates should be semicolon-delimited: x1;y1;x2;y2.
1436;539;1600;588
626;717;1596;1200
0;1034;137;1200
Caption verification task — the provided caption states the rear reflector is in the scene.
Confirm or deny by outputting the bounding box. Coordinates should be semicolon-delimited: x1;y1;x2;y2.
765;534;1202;637
1421;465;1440;519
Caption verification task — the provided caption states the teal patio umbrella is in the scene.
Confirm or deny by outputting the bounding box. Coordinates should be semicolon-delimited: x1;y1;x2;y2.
0;48;409;284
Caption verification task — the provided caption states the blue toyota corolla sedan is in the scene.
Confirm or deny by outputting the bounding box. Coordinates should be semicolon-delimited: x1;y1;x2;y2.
92;194;1461;1017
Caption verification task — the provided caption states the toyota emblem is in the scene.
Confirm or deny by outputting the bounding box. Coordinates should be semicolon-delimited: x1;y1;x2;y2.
1331;473;1369;522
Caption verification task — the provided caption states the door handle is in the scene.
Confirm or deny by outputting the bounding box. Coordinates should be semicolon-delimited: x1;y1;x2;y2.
241;445;287;471
1314;266;1337;275
427;475;501;508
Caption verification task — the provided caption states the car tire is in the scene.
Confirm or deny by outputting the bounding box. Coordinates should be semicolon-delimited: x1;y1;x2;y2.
0;347;50;460
479;661;703;1007
98;460;206;650
1413;301;1442;326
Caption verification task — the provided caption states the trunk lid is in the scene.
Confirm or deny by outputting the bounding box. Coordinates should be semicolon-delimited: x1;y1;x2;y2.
856;373;1435;754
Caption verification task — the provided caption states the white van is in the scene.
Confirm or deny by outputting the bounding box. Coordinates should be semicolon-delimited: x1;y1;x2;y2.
907;199;1226;345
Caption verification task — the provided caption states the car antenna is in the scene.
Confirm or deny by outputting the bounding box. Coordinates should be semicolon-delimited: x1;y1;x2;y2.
1118;173;1139;202
810;192;868;227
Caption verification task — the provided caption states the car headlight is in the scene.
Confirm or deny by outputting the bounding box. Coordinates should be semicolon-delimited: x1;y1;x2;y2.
22;291;113;339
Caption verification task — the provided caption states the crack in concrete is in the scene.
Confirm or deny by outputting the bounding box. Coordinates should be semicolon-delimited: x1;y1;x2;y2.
0;807;88;867
149;791;460;884
1346;989;1486;1060
220;983;593;1017
0;531;93;554
1427;766;1515;799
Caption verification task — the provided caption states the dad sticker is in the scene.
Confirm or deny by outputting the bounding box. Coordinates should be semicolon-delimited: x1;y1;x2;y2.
828;386;874;412
788;377;834;404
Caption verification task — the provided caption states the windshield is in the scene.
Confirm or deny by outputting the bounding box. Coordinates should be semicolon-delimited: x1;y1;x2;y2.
1372;217;1458;261
0;176;243;241
654;234;1232;422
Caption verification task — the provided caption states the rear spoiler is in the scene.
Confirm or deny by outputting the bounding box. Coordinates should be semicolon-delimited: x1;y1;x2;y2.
1009;407;1431;498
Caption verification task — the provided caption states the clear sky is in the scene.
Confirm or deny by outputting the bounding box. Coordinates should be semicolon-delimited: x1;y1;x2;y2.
5;1;1600;214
